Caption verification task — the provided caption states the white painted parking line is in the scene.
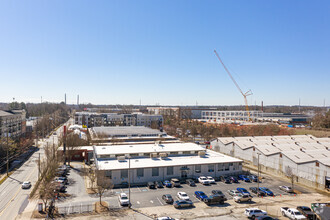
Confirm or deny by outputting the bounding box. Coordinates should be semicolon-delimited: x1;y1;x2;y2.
137;201;140;204
157;197;163;206
120;188;123;193
137;187;142;192
150;200;154;203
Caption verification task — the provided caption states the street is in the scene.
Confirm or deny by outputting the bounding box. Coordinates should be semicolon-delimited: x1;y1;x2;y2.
0;121;69;220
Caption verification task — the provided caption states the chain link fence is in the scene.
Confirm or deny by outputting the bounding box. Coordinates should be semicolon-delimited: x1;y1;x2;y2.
58;203;94;215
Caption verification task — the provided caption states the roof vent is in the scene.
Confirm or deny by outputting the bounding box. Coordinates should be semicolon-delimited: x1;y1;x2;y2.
117;156;126;162
159;153;168;159
150;153;158;158
198;151;206;157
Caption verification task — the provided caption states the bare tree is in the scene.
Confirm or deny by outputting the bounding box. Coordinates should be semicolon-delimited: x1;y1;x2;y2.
65;133;88;166
95;170;113;204
285;166;296;192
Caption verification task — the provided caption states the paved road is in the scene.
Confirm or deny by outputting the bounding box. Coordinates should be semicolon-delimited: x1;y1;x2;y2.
0;120;70;220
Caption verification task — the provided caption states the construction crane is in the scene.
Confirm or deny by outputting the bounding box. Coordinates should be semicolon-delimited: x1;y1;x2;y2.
214;49;253;121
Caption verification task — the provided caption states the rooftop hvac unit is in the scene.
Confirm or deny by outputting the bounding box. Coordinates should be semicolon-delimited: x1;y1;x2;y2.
117;156;126;162
198;151;206;157
159;153;168;158
150;153;158;158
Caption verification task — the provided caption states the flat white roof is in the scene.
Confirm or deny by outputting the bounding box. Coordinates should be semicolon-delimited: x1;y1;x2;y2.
96;150;242;170
94;142;205;155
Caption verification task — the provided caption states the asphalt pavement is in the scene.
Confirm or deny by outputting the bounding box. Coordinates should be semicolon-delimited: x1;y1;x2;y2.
56;169;312;212
0;122;68;220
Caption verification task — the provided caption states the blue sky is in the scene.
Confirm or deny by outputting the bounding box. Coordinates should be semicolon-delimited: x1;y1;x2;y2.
0;1;329;106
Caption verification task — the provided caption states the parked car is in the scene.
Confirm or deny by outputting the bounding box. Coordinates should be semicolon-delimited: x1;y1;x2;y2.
55;177;68;184
249;175;260;182
259;187;274;196
229;176;239;183
147;181;156;189
162;194;174;204
22;181;31;189
255;216;277;220
198;176;210;185
206;176;216;184
220;176;231;184
173;200;193;209
211;190;227;200
177;192;190;201
244;208;267;219
237;187;251;196
195;191;208;201
249;187;266;197
156;217;175;220
279;185;294;193
228;189;241;197
281;207;306;220
186;179;196;187
55;184;66;193
238;175;251;182
118;193;130;206
296;206;317;220
233;194;252;203
171;178;180;187
163;180;172;188
155;181;164;188
205;194;227;205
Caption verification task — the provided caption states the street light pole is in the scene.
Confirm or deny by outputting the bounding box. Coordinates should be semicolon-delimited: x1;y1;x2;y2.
257;153;260;196
128;157;131;208
6;128;9;176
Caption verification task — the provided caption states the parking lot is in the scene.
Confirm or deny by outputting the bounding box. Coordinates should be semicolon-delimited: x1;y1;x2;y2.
54;163;329;219
101;174;311;209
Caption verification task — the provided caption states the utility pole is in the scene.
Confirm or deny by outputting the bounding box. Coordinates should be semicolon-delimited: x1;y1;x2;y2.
257;153;260;196
128;157;131;208
6;128;9;176
38;153;40;179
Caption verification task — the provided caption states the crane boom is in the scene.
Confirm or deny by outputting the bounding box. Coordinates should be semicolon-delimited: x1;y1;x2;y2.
214;49;252;121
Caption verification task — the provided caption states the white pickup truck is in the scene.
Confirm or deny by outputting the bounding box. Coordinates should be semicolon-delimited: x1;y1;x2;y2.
281;207;307;220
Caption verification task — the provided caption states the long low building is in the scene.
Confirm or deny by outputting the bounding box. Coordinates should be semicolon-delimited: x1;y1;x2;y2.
89;126;178;144
211;135;330;190
94;142;243;186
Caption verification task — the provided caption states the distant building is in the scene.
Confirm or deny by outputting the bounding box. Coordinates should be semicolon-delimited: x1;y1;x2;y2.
202;110;310;125
0;110;26;138
211;135;330;190
74;112;163;129
89;126;178;144
147;107;213;119
94;142;243;186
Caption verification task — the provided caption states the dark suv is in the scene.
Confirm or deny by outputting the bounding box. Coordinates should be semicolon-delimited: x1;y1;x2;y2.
162;194;174;204
147;182;156;189
186;179;196;186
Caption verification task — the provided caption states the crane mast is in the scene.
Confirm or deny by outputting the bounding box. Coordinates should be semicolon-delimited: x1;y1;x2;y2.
214;50;252;121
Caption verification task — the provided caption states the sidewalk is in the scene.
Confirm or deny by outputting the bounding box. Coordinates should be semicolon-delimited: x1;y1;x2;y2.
16;199;38;219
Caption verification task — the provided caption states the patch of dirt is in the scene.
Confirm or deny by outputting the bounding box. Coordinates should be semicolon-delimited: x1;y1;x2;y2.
95;201;109;213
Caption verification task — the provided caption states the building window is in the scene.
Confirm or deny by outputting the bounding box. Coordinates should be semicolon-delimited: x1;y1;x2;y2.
121;169;128;178
208;164;214;172
137;168;144;177
218;163;223;171
229;163;233;167
195;164;201;173
224;163;230;171
105;170;112;179
167;166;173;175
316;162;319;167
152;167;159;176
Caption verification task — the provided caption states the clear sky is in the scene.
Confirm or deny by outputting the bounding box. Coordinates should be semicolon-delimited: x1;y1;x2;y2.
0;0;329;106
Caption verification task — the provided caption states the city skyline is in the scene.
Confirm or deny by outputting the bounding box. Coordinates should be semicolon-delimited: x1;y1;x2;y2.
0;0;329;106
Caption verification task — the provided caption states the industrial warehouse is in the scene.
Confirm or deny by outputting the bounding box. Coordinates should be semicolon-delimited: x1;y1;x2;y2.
93;142;243;186
211;135;330;190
